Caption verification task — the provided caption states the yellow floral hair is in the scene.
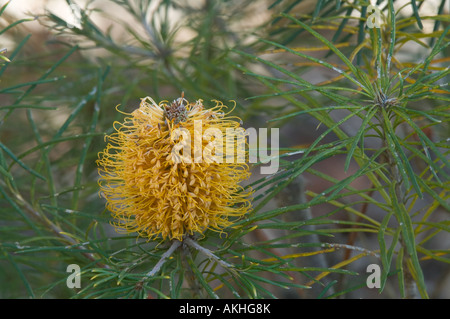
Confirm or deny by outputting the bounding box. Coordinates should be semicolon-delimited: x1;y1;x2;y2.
97;94;252;241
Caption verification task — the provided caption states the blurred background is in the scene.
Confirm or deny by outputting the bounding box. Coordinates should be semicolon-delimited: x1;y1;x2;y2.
0;0;448;299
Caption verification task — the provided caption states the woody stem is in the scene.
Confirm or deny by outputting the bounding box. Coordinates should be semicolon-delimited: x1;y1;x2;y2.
144;240;181;278
180;240;205;298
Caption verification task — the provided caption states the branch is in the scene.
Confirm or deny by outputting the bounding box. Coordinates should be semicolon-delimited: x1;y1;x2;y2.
5;185;110;269
144;240;181;278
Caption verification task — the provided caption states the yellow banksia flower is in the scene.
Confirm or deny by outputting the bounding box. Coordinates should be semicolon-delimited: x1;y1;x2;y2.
97;94;252;241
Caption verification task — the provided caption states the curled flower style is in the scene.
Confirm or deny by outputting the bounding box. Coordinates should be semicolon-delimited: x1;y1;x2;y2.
97;94;252;241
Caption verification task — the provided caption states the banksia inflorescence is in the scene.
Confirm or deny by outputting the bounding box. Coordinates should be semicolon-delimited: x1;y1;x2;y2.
97;94;252;241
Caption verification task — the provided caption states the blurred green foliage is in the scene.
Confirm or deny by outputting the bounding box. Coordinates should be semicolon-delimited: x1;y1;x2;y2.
0;0;448;299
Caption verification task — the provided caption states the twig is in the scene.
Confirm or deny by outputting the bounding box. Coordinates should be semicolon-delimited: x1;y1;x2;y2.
184;237;234;270
180;240;205;298
7;186;110;268
144;240;181;278
381;111;420;299
322;242;380;259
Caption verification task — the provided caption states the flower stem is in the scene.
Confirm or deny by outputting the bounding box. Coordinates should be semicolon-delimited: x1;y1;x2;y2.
145;240;181;278
180;241;204;298
184;237;234;270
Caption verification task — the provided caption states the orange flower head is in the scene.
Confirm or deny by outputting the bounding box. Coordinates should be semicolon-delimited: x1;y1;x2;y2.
97;94;252;241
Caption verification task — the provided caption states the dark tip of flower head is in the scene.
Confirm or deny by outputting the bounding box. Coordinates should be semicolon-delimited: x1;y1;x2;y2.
164;92;189;124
